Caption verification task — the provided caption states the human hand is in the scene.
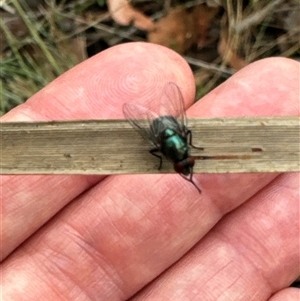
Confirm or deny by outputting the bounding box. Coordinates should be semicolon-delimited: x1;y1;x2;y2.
1;43;299;300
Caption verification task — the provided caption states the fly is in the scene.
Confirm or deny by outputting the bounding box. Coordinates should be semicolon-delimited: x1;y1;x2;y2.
123;82;203;193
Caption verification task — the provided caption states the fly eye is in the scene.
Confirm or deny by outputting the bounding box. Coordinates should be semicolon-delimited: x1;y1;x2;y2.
174;157;195;173
174;162;184;173
187;157;195;167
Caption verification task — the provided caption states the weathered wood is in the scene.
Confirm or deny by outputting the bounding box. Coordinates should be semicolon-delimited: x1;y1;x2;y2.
1;117;299;174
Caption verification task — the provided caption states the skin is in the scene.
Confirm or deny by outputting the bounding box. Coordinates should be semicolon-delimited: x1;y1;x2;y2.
1;42;299;300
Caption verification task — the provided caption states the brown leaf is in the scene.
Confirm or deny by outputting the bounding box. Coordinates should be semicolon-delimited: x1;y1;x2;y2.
193;4;220;48
107;0;154;31
148;4;220;54
0;11;28;53
148;6;197;54
218;29;247;70
57;36;87;63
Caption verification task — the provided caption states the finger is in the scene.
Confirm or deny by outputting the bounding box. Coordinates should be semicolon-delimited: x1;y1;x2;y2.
132;173;299;300
187;56;300;207
189;57;299;118
1;42;195;260
131;58;300;299
2;57;298;300
268;287;300;301
2;43;195;122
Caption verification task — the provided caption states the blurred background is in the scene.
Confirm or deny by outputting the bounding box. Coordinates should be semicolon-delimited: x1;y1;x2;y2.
1;0;299;115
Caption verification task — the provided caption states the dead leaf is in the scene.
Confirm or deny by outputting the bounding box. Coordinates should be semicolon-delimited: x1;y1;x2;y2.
107;0;154;31
57;36;87;63
218;28;247;70
148;6;197;54
148;4;220;54
193;4;220;48
0;11;28;52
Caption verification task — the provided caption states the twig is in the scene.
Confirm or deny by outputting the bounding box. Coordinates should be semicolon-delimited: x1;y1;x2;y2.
234;0;284;33
1;117;299;175
183;56;234;76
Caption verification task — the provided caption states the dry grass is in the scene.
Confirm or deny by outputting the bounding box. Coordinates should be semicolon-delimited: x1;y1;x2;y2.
1;0;299;115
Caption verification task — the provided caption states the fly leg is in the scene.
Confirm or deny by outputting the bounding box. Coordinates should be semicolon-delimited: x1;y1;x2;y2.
150;148;163;170
179;169;202;194
188;168;202;193
186;130;204;150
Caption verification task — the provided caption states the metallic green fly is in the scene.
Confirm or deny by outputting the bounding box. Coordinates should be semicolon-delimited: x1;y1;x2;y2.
123;82;202;193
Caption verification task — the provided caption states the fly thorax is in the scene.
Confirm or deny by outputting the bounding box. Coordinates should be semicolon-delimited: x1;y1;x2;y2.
164;128;175;139
162;129;188;162
151;116;177;136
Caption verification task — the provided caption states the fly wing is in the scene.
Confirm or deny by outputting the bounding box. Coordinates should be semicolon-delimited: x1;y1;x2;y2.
123;102;159;146
123;82;188;144
159;82;187;134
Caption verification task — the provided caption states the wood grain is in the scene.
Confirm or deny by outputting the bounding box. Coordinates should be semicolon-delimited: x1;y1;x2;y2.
1;117;299;175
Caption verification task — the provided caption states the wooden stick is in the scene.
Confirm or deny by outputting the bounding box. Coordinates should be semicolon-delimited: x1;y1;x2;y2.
1;117;299;175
